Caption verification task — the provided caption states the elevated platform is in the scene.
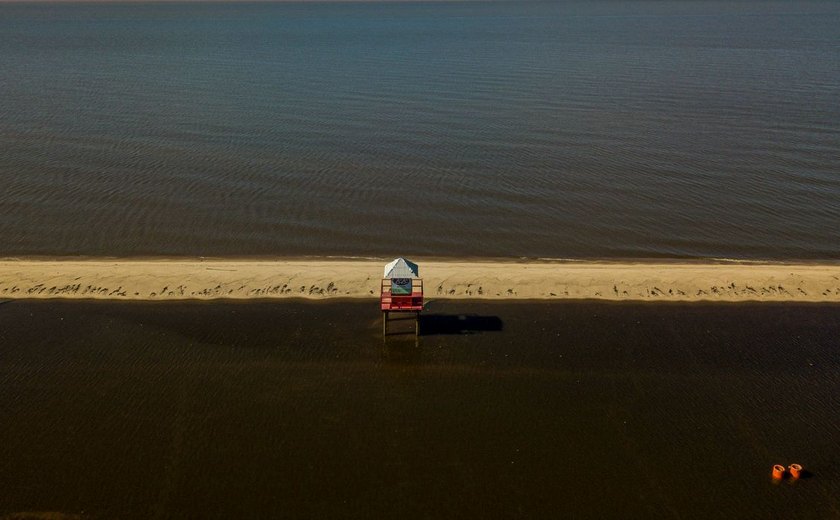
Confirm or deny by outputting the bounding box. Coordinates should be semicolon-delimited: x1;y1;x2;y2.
381;277;423;338
380;278;423;312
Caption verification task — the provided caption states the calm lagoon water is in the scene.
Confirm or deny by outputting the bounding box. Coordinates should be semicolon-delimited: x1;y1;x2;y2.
1;1;839;259
0;300;838;518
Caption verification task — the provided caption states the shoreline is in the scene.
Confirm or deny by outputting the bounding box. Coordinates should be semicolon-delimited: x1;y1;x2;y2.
1;258;840;302
5;254;840;265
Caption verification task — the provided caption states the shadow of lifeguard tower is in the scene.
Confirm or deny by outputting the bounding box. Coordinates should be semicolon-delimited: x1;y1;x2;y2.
381;257;423;339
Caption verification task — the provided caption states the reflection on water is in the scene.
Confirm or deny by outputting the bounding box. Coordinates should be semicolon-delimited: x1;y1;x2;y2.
0;300;838;518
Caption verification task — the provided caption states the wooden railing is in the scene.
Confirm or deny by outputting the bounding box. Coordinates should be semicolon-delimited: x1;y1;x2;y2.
380;278;423;311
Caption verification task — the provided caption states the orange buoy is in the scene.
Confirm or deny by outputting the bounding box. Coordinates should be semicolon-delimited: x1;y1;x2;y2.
789;464;803;479
772;465;786;480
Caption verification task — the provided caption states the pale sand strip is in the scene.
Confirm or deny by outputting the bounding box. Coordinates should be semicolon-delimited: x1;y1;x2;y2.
1;259;839;302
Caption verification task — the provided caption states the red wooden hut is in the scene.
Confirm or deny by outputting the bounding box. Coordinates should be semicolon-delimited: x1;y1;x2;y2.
381;257;423;336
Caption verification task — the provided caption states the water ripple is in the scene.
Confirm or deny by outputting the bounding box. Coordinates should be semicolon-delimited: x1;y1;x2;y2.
0;1;839;259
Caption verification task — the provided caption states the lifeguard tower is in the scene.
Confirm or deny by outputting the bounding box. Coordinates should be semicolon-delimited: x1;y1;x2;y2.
381;257;423;337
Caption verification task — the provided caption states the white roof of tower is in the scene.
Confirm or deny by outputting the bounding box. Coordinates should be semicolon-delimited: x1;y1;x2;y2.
383;257;419;278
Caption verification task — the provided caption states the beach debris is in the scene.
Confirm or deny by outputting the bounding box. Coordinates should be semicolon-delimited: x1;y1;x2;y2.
772;463;806;482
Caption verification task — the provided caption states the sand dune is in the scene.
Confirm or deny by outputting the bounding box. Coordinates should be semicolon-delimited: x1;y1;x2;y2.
1;258;839;302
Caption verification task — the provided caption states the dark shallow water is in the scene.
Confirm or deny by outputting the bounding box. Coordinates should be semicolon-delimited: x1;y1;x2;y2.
1;1;839;259
0;300;838;518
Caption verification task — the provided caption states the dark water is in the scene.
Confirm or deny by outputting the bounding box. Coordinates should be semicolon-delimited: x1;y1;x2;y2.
1;1;839;259
0;300;838;518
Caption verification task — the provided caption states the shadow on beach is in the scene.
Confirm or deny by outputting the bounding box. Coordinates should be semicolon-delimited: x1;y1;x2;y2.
384;313;503;337
419;314;503;336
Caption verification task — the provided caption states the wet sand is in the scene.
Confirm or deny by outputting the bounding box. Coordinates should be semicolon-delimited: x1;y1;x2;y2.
2;258;840;302
0;299;838;519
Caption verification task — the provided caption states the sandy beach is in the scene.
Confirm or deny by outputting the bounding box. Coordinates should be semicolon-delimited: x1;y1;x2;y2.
1;258;839;302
